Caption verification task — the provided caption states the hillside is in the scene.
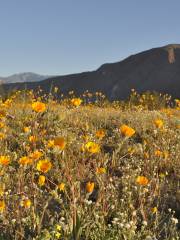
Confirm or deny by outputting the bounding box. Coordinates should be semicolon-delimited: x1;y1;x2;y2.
1;44;180;99
0;72;51;84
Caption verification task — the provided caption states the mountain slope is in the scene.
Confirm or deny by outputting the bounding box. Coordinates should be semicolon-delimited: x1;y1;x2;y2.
0;72;51;84
1;44;180;100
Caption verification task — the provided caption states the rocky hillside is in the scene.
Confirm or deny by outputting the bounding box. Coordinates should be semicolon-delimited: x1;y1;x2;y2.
1;44;180;100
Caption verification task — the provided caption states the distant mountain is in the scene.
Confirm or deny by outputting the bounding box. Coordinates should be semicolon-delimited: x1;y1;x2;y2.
1;44;180;100
0;72;51;84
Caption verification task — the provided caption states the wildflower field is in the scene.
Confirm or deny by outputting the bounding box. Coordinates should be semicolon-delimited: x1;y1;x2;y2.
0;89;179;240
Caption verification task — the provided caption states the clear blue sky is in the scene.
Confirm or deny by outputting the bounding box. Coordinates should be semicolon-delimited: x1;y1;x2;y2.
0;0;180;76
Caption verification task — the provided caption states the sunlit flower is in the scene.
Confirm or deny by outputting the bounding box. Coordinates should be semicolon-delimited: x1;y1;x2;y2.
163;151;169;159
3;99;12;108
32;101;46;113
0;110;6;119
0;183;5;196
151;207;158;214
136;176;149;186
96;167;106;174
53;137;66;150
47;140;54;148
0;133;5;140
154;150;163;157
0;122;5;128
23;127;30;133
120;124;135;137
86;182;95;193
55;232;61;239
30;150;43;161
154;119;164;128
71;98;82;107
29;135;37;143
36;159;52;173
21;198;31;208
0;156;10;166
144;152;149;159
38;175;46;186
58;183;65;191
96;129;106;139
0;200;5;212
85;141;100;153
19;156;32;165
56;224;62;231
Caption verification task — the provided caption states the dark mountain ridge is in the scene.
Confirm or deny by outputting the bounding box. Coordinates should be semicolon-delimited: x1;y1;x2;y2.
1;44;180;100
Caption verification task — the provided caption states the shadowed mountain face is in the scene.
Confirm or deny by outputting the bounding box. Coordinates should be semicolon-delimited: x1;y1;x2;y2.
1;44;180;100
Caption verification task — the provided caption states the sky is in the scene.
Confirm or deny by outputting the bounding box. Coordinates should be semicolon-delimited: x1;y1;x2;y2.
0;0;180;76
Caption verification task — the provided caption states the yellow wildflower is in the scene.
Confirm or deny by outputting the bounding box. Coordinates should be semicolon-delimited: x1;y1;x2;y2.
0;200;5;212
30;150;43;161
0;110;6;119
53;137;66;150
38;175;46;186
136;176;149;186
120;124;135;137
0;156;10;166
85;141;100;154
155;150;163;157
96;167;106;174
96;129;106;139
23;127;30;133
86;182;95;193
0;183;5;196
55;232;61;239
29;135;37;143
144;152;149;159
0;133;5;140
32;101;46;113
0;122;5;128
47;140;55;148
154;119;164;128
58;183;65;192
163;151;169;159
71;98;82;107
19;156;32;165
56;224;62;231
151;207;158;214
21;199;31;208
37;159;52;173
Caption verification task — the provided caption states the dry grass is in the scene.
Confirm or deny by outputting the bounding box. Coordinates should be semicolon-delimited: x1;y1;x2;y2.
0;91;179;240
